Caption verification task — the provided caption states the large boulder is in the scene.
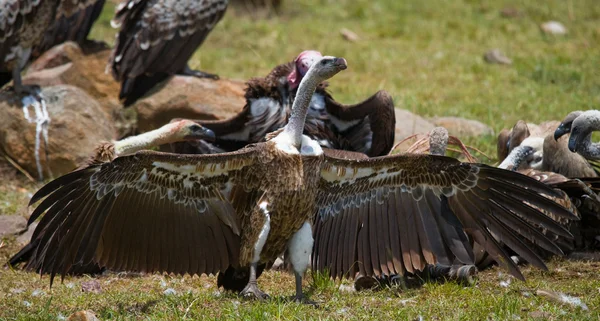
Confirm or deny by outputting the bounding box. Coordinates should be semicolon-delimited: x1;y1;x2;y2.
429;116;494;137
0;85;115;180
133;76;247;132
24;43;121;117
394;109;436;143
0;215;27;239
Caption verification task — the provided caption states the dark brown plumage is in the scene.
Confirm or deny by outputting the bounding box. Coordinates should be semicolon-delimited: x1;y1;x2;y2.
172;51;396;158
109;0;228;106
12;57;576;303
8;120;216;274
0;0;98;93
33;0;106;57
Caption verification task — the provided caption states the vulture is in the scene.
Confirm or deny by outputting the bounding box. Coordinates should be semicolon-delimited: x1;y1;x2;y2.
497;120;600;255
0;0;100;94
15;56;578;304
172;50;396;158
34;0;107;57
498;120;597;178
109;0;228;106
554;110;600;161
8;120;216;273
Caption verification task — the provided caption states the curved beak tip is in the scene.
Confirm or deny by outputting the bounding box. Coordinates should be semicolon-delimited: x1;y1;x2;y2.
335;57;348;69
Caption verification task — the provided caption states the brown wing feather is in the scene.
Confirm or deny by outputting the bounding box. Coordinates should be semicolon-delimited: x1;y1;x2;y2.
323;90;396;156
314;153;577;281
20;148;261;283
110;0;227;79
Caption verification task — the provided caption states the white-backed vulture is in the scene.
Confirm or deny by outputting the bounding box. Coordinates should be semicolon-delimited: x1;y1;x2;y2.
109;0;228;106
14;57;576;304
498;120;597;178
554;110;600;161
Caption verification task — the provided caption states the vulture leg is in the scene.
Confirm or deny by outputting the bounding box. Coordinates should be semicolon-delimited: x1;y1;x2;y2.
287;222;317;305
240;262;269;300
179;64;219;80
240;202;271;300
12;67;41;100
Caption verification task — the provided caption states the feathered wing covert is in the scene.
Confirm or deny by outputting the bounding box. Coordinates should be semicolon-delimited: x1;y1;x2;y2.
313;153;576;281
17;148;577;285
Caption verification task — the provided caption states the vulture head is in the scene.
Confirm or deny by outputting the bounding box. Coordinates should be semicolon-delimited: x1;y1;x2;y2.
287;50;324;90
168;120;216;142
554;110;583;142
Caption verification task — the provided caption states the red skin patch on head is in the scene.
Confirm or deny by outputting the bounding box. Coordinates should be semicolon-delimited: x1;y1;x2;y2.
287;50;323;90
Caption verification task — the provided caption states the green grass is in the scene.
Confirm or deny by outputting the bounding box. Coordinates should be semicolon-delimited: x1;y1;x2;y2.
93;0;600;157
2;0;600;319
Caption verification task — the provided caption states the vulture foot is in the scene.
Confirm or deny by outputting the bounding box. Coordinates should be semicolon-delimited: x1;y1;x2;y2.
14;84;42;100
180;65;219;80
240;283;270;301
425;263;478;286
21;91;51;181
289;294;319;307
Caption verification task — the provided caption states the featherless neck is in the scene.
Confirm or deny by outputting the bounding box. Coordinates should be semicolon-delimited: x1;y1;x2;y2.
113;126;178;156
498;145;533;170
283;69;321;147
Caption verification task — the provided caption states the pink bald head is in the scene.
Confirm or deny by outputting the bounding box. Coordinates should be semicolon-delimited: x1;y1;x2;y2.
287;50;323;90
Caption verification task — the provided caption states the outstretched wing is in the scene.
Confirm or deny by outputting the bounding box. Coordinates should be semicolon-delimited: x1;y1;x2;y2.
323;90;396;157
22;148;259;284
314;153;576;280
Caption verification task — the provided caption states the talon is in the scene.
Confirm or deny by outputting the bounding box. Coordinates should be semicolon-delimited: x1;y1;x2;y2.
290;294;319;307
240;283;270;301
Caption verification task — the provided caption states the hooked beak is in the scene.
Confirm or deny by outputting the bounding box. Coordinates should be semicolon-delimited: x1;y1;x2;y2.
186;127;216;143
334;57;348;70
568;135;578;153
554;123;571;141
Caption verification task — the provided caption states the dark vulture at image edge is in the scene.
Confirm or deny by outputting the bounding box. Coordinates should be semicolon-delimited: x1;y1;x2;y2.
8;56;579;302
33;0;107;57
0;0;104;94
109;0;228;106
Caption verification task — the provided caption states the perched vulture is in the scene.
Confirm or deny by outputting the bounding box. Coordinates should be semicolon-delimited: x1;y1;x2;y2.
33;0;107;57
9;120;216;273
498;120;598;178
555;110;600;161
0;0;100;94
15;57;576;304
109;0;228;106
172;50;396;158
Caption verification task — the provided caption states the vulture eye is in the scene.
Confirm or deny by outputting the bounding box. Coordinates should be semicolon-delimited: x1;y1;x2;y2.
190;124;202;131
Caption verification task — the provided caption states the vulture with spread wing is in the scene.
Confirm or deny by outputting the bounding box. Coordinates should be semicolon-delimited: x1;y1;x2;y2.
109;0;228;106
14;57;577;303
171;50;396;158
9;120;216;273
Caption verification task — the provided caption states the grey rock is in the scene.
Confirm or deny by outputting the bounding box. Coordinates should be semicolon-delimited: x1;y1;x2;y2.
0;215;27;238
484;49;512;65
429;116;494;137
541;21;567;35
394;109;436;144
0;85;116;179
16;222;38;245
